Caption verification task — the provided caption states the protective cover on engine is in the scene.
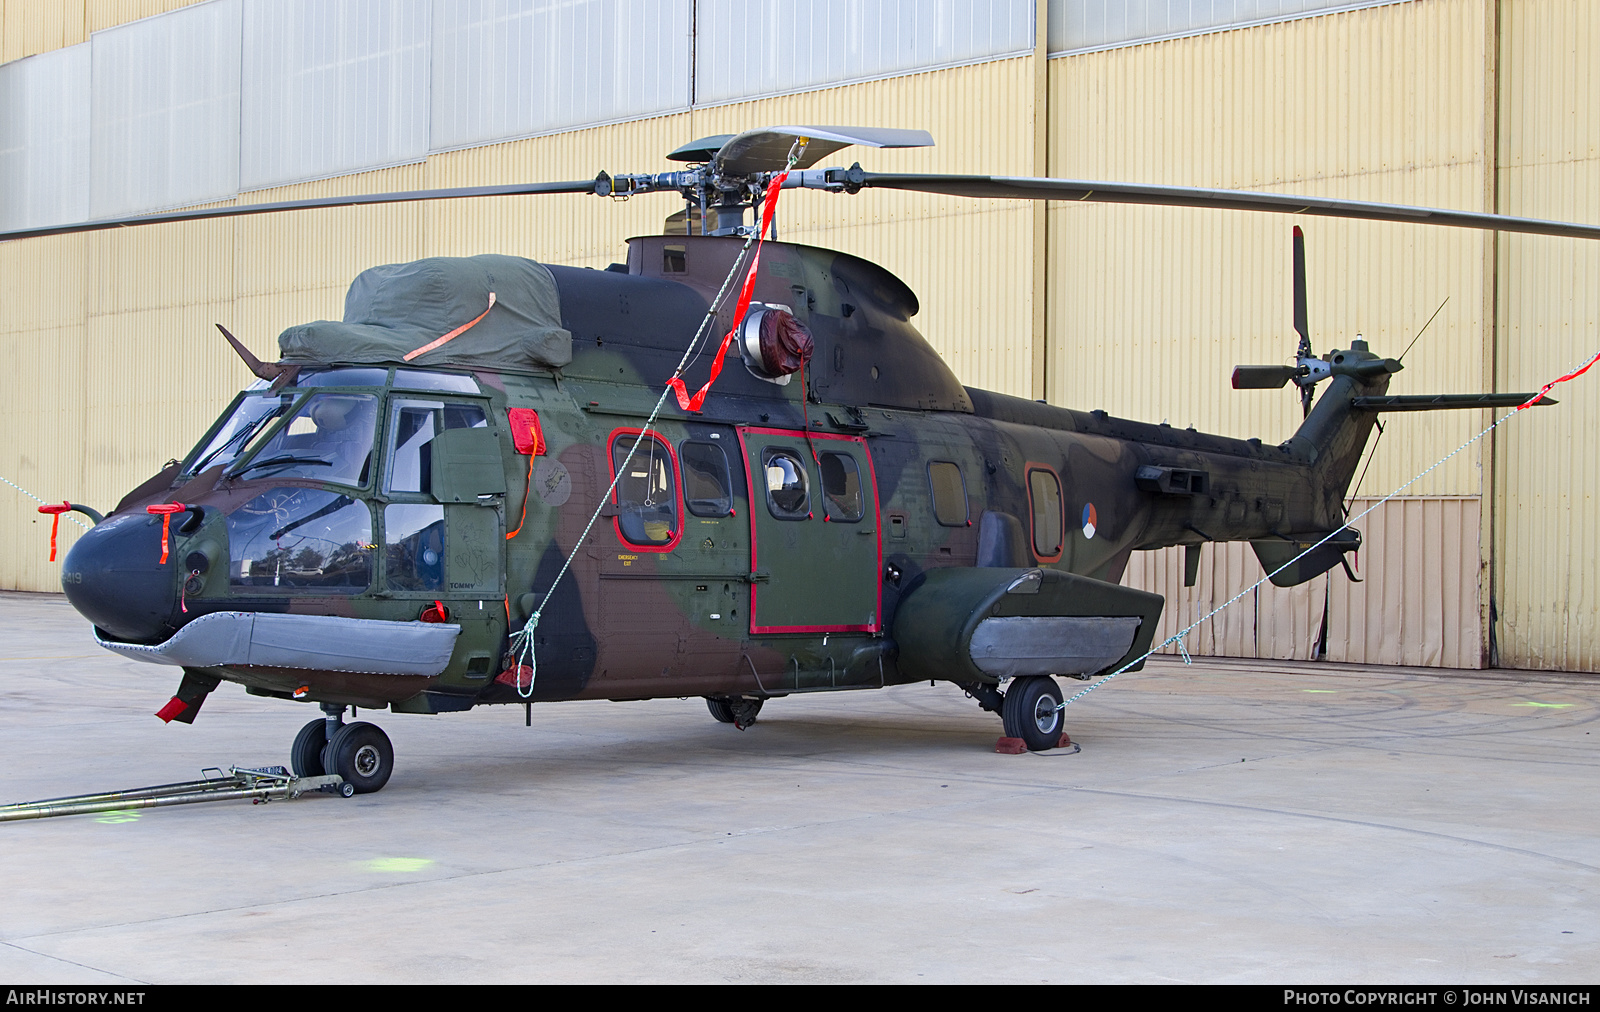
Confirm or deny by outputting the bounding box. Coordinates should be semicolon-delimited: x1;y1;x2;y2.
278;254;572;370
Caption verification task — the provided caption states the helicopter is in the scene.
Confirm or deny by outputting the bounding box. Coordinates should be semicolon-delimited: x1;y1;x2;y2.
11;125;1595;794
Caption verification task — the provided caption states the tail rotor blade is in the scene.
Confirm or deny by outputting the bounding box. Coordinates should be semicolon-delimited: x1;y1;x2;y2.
1232;365;1298;390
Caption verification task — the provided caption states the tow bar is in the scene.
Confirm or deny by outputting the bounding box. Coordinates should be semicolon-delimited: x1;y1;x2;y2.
0;766;349;823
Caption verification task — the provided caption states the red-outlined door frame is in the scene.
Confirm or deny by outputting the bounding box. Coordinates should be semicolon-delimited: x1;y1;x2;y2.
735;426;882;635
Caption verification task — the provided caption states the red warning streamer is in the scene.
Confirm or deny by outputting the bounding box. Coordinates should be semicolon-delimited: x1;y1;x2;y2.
666;170;792;413
1518;351;1600;410
37;502;70;561
146;503;187;566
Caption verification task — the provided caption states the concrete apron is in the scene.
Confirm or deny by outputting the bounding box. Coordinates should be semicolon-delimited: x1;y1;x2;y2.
0;591;1596;984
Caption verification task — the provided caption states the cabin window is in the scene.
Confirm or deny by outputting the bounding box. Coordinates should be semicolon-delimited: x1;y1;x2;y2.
1028;468;1063;560
680;440;734;517
762;448;810;520
819;451;863;522
383;503;445;591
384;399;489;495
928;461;967;526
610;432;679;547
226;488;372;594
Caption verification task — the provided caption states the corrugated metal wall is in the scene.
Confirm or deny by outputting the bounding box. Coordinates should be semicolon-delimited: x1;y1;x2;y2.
1;0;1596;673
1126;497;1483;668
1493;0;1600;671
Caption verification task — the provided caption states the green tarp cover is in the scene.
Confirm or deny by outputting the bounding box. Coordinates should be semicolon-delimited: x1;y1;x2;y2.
278;254;572;370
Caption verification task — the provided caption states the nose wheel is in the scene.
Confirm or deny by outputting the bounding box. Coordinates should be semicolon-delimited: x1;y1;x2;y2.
290;718;329;777
289;714;394;793
323;722;395;794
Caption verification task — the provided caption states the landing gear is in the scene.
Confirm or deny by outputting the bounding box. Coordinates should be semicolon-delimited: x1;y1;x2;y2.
323;722;394;794
290;718;328;777
289;705;394;794
1001;675;1065;752
706;695;764;728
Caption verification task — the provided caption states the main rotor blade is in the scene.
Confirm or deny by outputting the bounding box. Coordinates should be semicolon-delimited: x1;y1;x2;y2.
851;173;1600;241
0;179;599;243
717;127;933;176
1292;225;1309;352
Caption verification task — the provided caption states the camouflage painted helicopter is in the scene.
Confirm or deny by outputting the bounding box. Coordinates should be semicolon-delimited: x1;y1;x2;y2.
13;126;1595;794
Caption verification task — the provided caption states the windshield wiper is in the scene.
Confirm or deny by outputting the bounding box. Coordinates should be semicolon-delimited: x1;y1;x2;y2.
229;454;332;478
191;408;287;474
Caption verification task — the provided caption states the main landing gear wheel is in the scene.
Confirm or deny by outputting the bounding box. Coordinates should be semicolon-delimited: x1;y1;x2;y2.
705;696;763;728
1001;675;1065;752
290;718;328;777
322;721;394;794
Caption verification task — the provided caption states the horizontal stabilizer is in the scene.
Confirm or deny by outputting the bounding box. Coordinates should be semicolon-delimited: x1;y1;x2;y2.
1252;528;1361;588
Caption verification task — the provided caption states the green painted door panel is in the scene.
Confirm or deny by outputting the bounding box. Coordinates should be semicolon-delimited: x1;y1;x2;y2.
737;427;880;633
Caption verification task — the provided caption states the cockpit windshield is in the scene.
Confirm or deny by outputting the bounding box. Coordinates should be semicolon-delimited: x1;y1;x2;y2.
186;391;380;486
186;392;298;476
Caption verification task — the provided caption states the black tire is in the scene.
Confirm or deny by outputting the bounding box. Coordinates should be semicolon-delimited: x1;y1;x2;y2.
290;718;328;777
1001;676;1065;751
323;721;394;794
706;695;763;727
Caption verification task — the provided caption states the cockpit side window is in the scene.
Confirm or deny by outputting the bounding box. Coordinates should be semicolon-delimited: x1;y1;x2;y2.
383;398;489;495
226;487;373;594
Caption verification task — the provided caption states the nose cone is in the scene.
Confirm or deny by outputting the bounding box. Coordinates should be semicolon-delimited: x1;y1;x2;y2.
60;512;181;643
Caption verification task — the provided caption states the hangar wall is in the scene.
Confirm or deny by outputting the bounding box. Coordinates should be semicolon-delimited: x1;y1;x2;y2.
0;0;1595;672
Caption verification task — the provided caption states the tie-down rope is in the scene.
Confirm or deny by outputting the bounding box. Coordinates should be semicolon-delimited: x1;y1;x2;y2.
3;475;93;529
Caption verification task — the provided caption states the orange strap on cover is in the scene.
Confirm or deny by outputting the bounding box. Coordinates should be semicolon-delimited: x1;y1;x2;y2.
404;292;496;362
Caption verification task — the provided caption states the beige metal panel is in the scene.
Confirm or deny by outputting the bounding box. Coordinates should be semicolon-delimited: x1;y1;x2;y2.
1327;496;1482;668
1493;0;1600;672
84;0;208;35
0;321;90;592
0;232;89;333
1123;540;1322;661
234;165;428;297
2;1;85;63
78;300;243;504
84;208;236;316
1046;0;1492;498
2;1;79;62
1125;496;1482;667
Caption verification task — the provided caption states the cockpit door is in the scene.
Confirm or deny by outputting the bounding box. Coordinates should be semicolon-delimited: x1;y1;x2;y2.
736;427;880;633
380;396;504;599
